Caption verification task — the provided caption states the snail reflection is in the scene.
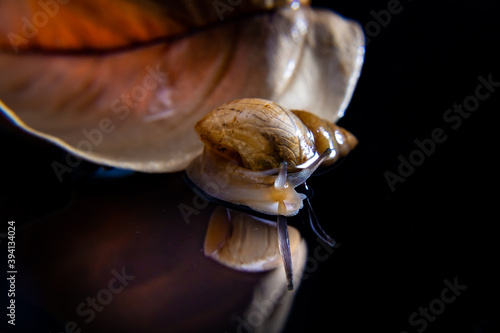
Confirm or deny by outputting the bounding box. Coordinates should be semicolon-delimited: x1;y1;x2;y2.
186;98;357;289
204;206;303;272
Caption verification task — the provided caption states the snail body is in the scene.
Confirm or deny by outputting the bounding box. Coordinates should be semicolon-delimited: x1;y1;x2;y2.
186;98;357;217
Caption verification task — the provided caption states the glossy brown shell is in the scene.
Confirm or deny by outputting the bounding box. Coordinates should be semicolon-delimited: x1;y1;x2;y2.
195;98;358;171
194;98;317;171
291;109;358;166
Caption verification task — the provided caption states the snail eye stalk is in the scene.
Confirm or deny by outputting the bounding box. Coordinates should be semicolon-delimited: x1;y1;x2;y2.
287;148;332;187
278;202;294;291
305;198;336;247
274;161;288;190
276;162;294;290
273;150;337;290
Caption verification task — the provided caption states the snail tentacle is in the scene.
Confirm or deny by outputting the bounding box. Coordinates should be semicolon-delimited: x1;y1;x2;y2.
274;161;288;190
277;200;294;291
275;162;294;290
305;198;336;247
287;148;332;187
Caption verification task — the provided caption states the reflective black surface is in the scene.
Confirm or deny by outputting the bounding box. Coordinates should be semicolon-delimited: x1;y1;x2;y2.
287;1;499;332
1;1;499;332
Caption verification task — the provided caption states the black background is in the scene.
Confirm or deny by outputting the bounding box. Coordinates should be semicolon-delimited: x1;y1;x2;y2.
1;0;499;333
287;1;499;332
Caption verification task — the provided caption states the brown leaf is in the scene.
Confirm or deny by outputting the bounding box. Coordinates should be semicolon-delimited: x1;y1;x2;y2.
0;4;363;173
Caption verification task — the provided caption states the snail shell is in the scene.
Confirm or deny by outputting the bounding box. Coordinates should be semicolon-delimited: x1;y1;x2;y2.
186;98;357;216
205;205;308;309
204;206;303;272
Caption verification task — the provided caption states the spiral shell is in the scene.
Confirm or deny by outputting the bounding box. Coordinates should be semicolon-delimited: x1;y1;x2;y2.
204;206;303;272
194;98;316;171
186;98;357;216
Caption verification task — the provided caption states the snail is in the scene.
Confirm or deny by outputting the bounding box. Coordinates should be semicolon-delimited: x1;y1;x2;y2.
186;98;357;289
